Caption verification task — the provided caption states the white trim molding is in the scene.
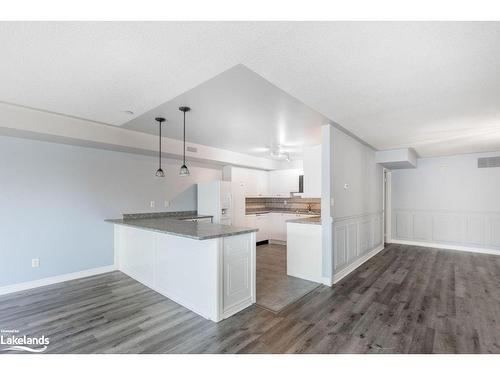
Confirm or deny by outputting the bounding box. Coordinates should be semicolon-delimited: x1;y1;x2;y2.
0;265;117;296
390;239;500;257
333;244;385;284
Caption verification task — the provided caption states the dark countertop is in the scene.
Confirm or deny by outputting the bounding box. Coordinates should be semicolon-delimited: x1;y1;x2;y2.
286;216;321;225
106;216;258;240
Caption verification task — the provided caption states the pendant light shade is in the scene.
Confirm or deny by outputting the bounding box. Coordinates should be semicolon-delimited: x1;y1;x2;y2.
179;164;190;176
155;117;166;177
179;106;191;177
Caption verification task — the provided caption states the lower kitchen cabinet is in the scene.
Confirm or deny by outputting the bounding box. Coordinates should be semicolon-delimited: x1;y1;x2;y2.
245;212;316;243
255;214;269;242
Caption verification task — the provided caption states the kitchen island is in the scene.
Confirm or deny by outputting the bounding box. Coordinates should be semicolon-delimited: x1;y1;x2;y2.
106;212;257;322
286;216;324;284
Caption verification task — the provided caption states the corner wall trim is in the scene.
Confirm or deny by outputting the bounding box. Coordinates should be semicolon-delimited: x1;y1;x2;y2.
0;265;117;296
389;239;500;256
333;244;385;284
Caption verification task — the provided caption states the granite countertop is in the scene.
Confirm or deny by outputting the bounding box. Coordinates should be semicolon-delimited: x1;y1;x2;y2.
122;210;213;220
245;210;321;215
285;216;321;225
106;211;257;240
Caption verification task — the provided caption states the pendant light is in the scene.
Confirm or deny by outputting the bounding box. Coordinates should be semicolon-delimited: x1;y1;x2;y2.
179;106;191;176
154;117;166;177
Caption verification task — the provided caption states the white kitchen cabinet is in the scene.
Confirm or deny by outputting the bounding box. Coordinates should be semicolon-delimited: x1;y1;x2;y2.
247;213;316;243
229;167;269;196
302;145;321;198
268;169;303;196
269;213;281;241
255;214;269;242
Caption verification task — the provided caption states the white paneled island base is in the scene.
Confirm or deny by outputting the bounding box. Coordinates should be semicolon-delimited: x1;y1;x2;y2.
113;225;256;322
286;220;323;284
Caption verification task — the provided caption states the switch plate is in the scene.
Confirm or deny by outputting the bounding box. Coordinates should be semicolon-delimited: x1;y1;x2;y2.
150;201;155;208
164;200;170;208
32;258;40;268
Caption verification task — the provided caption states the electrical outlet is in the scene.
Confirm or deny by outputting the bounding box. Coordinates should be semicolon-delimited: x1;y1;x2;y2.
32;258;40;268
150;201;155;208
164;200;170;208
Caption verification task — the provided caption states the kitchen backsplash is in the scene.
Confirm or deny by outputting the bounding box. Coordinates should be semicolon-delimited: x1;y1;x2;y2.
246;197;321;214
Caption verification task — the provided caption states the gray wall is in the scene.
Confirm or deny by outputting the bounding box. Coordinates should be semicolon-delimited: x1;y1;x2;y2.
0;136;221;287
332;128;384;272
391;151;500;251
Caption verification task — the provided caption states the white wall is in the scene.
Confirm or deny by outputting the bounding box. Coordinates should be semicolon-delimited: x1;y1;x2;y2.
391;151;500;252
0;135;221;287
331;128;384;276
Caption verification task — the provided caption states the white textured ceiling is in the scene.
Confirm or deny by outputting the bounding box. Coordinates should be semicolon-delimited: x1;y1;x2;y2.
121;64;328;159
1;21;500;157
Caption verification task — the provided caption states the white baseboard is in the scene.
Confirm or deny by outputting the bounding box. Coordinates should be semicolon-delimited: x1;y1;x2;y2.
389;239;500;256
321;277;333;287
0;264;117;296
268;239;286;245
333;244;385;284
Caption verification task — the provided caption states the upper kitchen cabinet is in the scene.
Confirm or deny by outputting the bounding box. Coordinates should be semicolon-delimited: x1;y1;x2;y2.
302;145;321;198
269;169;303;197
224;166;270;197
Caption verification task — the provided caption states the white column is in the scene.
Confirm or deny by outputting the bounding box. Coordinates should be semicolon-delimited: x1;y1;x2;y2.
321;124;334;286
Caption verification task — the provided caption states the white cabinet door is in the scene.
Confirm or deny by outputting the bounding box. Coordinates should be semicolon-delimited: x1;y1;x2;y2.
245;215;256;229
269;169;302;196
303;145;321;198
269;213;280;240
255;214;269;242
231;167;269;196
255;170;270;196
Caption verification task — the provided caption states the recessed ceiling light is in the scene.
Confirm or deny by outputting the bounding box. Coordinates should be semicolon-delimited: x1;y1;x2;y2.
124;110;134;115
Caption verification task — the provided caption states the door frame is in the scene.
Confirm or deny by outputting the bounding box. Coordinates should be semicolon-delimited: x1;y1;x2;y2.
383;169;392;243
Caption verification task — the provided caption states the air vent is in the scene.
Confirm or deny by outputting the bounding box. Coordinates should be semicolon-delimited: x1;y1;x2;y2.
186;146;197;153
478;156;500;168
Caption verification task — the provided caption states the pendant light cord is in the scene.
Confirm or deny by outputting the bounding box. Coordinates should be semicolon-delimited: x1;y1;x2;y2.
158;120;162;170
183;110;186;165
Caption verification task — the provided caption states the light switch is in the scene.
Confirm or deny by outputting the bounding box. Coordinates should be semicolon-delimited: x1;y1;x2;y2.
32;259;40;268
164;200;170;208
150;201;155;208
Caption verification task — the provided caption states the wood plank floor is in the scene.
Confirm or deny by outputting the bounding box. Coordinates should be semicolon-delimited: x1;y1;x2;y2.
1;243;500;354
256;243;319;312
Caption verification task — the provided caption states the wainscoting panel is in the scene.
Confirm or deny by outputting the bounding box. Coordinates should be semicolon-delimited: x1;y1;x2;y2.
334;225;347;269
347;223;358;262
412;212;432;241
392;209;500;250
334;212;383;271
491;217;500;247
